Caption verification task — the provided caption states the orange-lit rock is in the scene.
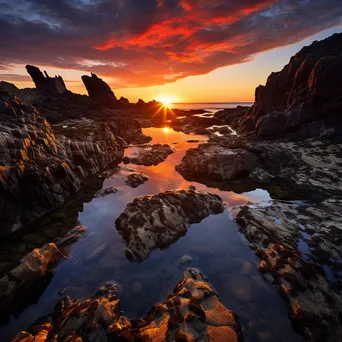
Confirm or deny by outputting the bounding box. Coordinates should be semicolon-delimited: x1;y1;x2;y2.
11;269;242;342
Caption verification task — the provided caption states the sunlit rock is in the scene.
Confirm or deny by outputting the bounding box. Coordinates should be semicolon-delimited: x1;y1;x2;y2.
11;269;242;342
236;200;342;341
115;189;225;261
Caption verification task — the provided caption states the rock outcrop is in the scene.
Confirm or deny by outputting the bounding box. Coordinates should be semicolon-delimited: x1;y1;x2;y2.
0;89;127;235
10;269;242;342
176;143;258;181
236;200;342;341
26;65;67;95
0;224;87;316
123;144;174;166
115;189;225;261
222;33;342;138
81;73;122;108
125;172;149;188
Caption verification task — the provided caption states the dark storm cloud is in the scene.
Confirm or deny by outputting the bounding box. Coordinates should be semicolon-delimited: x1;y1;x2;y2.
0;0;341;87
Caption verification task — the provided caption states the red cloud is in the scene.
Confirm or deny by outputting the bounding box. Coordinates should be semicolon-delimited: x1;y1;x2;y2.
0;0;341;88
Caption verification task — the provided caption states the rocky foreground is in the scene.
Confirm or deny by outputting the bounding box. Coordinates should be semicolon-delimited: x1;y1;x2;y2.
175;33;342;341
10;269;242;342
115;189;225;261
0;89;151;235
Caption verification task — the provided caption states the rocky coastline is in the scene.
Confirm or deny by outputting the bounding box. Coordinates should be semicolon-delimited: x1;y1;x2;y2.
0;33;342;341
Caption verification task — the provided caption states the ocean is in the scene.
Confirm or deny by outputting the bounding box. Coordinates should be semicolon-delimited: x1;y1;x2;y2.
170;102;253;111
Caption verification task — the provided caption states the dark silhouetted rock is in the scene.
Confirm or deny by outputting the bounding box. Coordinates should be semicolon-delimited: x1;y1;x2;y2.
115;189;225;261
26;65;67;94
81;72;119;108
229;33;342;138
119;96;130;104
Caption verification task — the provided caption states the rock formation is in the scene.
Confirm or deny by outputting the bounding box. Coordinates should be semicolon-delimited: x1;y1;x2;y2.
176;143;258;181
115;189;225;261
0;225;87;316
81;73;120;108
10;269;242;342
236;200;342;341
26;65;67;94
0;89;147;235
123;144;174;166
219;33;342;138
125;172;149;188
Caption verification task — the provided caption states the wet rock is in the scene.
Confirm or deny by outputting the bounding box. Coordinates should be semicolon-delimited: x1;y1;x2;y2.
123;144;174;166
236;200;342;341
180;255;193;264
125;172;148;188
115;189;225;261
11;269;242;342
176;143;258;181
94;187;118;198
0;243;62;312
0;89;149;235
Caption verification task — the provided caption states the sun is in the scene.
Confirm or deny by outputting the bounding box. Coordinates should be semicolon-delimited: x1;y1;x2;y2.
156;95;177;108
163;126;170;134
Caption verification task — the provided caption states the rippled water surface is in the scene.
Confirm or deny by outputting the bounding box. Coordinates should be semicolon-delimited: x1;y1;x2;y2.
0;127;301;341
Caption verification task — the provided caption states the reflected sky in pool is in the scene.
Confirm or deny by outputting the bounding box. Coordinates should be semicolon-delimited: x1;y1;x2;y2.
0;127;301;342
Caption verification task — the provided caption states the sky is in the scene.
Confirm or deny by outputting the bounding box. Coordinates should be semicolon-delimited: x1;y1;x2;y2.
0;0;342;103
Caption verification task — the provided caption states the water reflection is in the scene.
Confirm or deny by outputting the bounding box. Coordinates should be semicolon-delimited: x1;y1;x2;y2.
0;127;301;342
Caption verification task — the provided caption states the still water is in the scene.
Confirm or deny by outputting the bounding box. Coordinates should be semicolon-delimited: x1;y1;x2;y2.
0;127;300;341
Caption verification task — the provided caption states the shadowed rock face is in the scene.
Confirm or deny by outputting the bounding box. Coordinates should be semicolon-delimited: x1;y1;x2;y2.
0;89;124;235
81;73;120;108
125;172;149;188
220;33;342;138
26;65;67;95
236;200;342;342
10;269;242;342
115;189;225;261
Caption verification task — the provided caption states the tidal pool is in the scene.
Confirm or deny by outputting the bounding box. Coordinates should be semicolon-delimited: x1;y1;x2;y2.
0;127;301;341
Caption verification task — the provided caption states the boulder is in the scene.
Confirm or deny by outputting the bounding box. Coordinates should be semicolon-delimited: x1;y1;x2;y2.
115;189;225;261
176;143;258;181
11;269;242;342
125;172;149;188
123;144;174;166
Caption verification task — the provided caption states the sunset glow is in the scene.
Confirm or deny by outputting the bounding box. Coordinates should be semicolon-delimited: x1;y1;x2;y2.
156;96;176;108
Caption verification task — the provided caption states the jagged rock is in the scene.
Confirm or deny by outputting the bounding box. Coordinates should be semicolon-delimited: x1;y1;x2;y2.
26;65;67;94
176;143;258;181
11;269;242;342
119;96;130;104
81;73;120;108
125;172;148;188
123;144;174;166
94;187;118;198
115;189;225;261
231;33;342;138
0;89;125;235
235;200;342;341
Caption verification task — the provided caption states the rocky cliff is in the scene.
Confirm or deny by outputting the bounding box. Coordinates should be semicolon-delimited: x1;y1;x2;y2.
227;33;342;138
0;89;148;236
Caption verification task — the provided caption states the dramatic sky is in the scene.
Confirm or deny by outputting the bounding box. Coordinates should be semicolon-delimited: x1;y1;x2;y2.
0;0;342;102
